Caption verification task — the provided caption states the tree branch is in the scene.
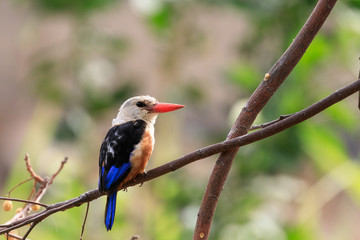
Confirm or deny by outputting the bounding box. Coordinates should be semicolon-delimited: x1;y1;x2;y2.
1;77;358;236
249;114;292;131
0;197;48;208
193;0;338;239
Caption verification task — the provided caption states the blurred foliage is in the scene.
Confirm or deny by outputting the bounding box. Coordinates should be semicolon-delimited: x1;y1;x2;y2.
346;0;360;8
2;0;360;240
29;25;136;142
147;3;176;35
32;0;118;14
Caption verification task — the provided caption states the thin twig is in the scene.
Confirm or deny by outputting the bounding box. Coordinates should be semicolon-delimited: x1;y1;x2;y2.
6;178;34;197
49;157;68;184
0;78;358;235
80;202;90;240
28;180;36;203
22;221;38;240
0;197;48;208
25;154;44;184
6;232;29;240
249;114;293;131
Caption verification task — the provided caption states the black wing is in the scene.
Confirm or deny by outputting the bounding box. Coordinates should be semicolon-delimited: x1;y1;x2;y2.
98;120;147;193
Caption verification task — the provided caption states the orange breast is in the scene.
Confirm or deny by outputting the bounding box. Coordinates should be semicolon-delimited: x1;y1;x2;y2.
118;129;154;188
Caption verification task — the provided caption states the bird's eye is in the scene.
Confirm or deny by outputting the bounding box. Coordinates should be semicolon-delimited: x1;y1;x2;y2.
136;101;146;108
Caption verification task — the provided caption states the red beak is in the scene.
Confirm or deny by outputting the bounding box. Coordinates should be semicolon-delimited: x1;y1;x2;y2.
150;102;185;113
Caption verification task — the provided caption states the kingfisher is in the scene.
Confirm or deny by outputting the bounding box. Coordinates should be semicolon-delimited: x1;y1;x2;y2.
98;95;184;231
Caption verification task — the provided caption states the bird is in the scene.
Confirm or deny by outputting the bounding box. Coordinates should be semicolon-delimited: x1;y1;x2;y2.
98;95;184;231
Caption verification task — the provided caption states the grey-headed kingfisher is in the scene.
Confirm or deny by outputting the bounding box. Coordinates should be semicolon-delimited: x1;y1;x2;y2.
98;95;184;230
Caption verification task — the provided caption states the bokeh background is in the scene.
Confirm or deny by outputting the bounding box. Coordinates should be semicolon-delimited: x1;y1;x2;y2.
1;0;360;239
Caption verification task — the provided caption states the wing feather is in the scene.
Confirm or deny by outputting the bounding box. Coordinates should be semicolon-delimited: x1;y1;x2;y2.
98;120;147;193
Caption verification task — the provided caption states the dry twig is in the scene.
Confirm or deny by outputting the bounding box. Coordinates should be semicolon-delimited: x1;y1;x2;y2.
79;202;90;240
0;197;48;208
1;155;68;239
24;154;44;184
49;157;68;184
21;222;38;240
5;232;30;240
6;178;34;197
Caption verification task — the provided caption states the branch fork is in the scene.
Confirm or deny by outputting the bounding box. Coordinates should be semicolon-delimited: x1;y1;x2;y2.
0;154;68;239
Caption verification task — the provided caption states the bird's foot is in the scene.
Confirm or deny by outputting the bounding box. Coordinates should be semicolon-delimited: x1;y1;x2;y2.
139;172;147;187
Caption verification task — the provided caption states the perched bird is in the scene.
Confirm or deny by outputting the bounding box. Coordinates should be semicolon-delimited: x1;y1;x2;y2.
98;95;184;231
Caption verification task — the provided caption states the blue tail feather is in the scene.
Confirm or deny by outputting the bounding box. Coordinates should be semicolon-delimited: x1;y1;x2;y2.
105;191;117;231
104;163;131;191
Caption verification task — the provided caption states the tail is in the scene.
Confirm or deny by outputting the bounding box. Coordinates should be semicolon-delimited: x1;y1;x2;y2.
105;191;117;231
